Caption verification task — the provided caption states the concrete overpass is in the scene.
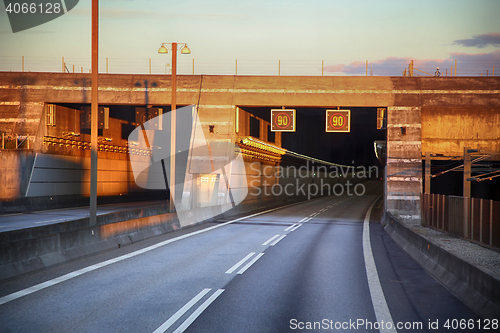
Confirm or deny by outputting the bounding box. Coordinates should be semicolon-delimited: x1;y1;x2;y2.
1;72;499;222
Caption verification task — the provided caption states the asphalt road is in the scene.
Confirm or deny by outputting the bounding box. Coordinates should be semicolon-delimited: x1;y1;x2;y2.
0;181;483;332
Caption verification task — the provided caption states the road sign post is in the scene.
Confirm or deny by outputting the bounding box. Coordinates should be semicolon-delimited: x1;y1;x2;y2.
326;110;350;132
271;109;296;132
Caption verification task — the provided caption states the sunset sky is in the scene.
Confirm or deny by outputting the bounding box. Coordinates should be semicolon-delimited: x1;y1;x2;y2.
1;0;499;75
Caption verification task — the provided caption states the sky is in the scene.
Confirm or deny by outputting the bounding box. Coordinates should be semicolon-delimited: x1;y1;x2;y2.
1;0;500;76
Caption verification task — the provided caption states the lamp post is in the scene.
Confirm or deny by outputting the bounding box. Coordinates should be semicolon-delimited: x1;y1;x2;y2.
90;0;99;226
158;42;190;211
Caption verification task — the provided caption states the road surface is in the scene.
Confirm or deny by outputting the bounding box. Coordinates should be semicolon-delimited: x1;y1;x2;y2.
0;181;483;332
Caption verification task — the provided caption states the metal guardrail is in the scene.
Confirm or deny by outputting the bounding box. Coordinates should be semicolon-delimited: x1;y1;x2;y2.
422;193;500;248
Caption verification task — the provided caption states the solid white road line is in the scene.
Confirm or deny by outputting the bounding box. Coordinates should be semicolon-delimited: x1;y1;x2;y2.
269;235;286;246
0;204;296;306
225;252;255;274
237;253;264;274
173;289;225;333
290;224;302;232
363;195;397;333
298;217;308;223
262;234;280;246
284;224;297;231
152;288;211;333
303;217;312;223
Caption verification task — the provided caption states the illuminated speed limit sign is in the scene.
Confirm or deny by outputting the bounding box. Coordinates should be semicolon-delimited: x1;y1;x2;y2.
326;110;350;132
271;109;296;132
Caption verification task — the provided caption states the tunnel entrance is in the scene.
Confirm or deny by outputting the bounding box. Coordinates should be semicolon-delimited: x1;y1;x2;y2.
239;106;387;170
38;103;175;205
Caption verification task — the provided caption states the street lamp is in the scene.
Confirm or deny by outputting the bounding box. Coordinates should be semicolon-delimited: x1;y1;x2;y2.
158;43;190;112
90;0;99;226
158;42;191;211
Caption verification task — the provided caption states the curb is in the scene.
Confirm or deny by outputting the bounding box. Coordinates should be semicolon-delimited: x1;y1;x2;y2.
382;212;500;319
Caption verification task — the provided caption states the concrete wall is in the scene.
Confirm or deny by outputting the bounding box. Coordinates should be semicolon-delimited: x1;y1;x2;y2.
26;153;140;197
386;106;422;224
0;100;148;201
0;150;35;199
2;73;498;119
422;107;500;156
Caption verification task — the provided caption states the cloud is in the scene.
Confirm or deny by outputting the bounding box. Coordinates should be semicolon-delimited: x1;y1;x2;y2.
325;51;500;76
448;50;500;75
325;57;417;76
450;49;500;61
453;33;500;48
323;64;345;72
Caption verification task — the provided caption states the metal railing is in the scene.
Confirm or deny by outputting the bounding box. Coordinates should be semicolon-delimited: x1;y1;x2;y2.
0;133;33;150
422;193;500;248
1;56;497;77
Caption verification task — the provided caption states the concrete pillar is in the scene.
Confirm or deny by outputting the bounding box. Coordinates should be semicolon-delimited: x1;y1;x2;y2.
386;106;422;225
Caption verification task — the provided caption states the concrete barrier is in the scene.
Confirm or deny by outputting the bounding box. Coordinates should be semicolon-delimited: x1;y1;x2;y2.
0;203;173;281
383;211;500;319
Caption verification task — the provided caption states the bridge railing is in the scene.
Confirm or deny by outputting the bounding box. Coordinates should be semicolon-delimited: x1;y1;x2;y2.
422;193;500;249
1;56;497;77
